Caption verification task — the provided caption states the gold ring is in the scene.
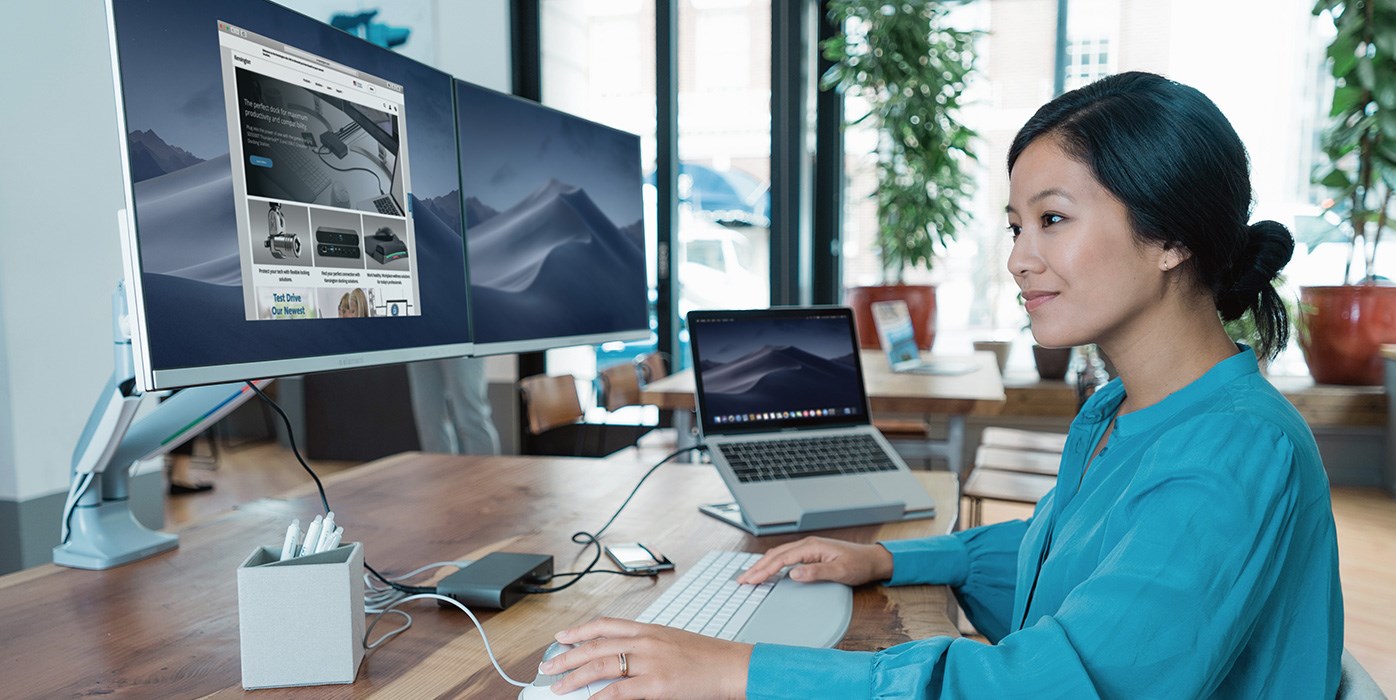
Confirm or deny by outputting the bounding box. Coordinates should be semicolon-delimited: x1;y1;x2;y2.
618;652;629;678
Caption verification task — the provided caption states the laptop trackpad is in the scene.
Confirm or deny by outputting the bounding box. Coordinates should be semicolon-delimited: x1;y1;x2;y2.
789;479;882;512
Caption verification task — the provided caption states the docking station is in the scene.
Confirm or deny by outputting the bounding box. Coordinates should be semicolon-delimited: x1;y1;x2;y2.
436;552;554;610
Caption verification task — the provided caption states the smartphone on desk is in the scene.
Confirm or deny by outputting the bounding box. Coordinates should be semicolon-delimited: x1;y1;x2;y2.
604;542;674;574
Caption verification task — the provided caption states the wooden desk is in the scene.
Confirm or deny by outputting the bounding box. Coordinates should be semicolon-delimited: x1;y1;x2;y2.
0;453;959;699
642;350;1007;474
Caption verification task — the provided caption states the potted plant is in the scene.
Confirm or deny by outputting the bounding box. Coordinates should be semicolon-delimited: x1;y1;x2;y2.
824;0;980;350
1305;0;1396;385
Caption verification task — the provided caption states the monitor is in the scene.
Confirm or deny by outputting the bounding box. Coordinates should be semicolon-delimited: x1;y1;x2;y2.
454;80;650;355
107;0;473;391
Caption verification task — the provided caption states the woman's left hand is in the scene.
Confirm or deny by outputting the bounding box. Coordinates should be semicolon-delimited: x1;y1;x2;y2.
541;618;752;699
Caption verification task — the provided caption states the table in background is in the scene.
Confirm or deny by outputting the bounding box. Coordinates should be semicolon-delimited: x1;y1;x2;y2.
0;452;960;699
642;349;1007;474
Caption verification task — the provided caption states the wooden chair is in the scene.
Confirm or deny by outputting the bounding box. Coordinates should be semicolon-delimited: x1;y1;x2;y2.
597;363;658;451
519;374;585;435
635;352;669;386
519;373;649;457
961;427;1066;528
599;363;644;412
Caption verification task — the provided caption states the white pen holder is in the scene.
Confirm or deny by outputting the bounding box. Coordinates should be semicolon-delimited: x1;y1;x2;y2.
237;541;365;689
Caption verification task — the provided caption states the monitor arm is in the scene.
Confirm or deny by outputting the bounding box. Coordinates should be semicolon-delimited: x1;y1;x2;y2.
53;283;272;570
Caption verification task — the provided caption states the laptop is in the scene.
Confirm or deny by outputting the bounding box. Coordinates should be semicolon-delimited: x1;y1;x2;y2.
870;299;976;375
687;307;937;535
357;154;404;216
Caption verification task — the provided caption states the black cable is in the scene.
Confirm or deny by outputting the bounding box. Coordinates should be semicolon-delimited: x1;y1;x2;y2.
314;147;385;194
247;381;432;595
246;381;329;513
523;443;706;594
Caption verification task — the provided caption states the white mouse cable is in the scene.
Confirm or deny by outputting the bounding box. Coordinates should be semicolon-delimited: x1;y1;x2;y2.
366;593;531;689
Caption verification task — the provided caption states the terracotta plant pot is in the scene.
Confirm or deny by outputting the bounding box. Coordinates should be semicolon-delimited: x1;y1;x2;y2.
1299;284;1396;385
846;284;937;350
1032;345;1072;380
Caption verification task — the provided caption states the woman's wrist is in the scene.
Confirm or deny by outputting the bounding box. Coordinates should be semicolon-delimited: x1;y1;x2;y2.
872;542;895;581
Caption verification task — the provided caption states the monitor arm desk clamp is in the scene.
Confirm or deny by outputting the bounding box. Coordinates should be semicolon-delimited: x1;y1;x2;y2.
52;282;270;570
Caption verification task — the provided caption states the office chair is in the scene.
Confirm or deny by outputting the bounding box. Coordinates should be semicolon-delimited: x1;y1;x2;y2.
518;374;647;458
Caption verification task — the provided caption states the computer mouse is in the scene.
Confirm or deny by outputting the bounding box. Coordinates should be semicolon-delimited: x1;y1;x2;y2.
373;227;397;242
517;641;619;700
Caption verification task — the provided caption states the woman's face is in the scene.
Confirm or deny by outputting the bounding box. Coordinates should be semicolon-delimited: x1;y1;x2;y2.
339;295;358;318
1006;137;1177;350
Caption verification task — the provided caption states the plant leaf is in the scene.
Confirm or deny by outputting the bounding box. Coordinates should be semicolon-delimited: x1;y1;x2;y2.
1319;167;1354;189
1331;83;1364;116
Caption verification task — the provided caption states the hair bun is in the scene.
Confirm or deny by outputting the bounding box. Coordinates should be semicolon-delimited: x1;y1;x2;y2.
1217;220;1294;321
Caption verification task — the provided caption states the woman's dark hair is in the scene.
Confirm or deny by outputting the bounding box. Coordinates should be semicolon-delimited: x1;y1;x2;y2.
1007;72;1294;360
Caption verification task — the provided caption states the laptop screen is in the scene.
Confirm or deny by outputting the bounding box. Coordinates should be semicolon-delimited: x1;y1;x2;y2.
689;308;872;436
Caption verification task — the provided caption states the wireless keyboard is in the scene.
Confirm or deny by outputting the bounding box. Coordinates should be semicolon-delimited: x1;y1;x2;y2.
633;550;852;648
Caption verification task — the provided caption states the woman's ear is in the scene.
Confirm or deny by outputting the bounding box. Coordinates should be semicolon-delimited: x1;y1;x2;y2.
1159;244;1192;272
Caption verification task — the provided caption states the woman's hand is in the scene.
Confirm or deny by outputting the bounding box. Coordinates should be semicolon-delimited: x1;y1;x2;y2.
541;618;752;699
736;536;894;586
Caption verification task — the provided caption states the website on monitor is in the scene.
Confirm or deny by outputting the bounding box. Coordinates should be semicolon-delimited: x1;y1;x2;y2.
217;21;421;321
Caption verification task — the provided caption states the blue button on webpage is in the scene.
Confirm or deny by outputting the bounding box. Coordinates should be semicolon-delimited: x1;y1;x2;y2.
249;155;273;168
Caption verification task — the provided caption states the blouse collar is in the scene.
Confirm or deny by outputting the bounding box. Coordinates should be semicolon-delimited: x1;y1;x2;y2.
1079;345;1259;437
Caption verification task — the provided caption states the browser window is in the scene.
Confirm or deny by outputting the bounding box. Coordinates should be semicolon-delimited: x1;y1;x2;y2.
216;21;420;321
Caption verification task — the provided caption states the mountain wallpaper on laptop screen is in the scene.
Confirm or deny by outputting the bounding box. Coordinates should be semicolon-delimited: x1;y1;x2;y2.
702;345;861;415
696;317;865;416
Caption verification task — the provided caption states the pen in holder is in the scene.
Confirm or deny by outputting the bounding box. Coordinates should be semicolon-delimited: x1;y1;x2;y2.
237;541;365;689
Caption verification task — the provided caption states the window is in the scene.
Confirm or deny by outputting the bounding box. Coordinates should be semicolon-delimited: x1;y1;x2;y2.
838;0;1330;377
541;0;659;420
676;0;772;365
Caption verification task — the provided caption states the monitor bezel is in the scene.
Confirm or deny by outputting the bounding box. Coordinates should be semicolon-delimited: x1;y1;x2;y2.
469;328;650;358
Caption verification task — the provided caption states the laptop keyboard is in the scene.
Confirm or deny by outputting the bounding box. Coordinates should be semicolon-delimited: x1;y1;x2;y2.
721;433;899;483
634;550;772;639
372;195;400;215
281;146;332;200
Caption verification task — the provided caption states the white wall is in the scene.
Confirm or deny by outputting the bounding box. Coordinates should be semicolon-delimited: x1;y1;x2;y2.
0;0;512;504
0;2;129;502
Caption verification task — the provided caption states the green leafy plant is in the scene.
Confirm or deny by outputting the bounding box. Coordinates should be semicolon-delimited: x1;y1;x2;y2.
1312;0;1396;284
822;0;980;282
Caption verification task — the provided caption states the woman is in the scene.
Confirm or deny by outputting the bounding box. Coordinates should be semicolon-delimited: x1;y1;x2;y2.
542;72;1343;698
337;288;370;318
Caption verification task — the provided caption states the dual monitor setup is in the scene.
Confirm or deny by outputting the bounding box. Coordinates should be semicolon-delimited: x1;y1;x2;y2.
113;0;649;393
54;0;649;570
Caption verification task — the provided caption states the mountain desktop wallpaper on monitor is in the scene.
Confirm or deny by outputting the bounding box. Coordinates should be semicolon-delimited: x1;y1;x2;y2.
110;0;472;388
455;80;649;352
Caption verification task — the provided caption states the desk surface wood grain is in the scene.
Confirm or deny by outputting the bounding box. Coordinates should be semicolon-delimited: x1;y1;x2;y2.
0;453;959;699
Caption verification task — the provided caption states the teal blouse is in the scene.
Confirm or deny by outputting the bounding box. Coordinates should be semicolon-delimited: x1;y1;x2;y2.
746;349;1343;699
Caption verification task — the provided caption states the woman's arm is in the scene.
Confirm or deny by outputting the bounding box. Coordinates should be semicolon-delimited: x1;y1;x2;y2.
748;416;1307;699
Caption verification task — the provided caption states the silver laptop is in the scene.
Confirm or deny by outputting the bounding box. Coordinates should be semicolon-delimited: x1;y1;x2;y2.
357;154;404;216
687;307;937;535
870;299;976;375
